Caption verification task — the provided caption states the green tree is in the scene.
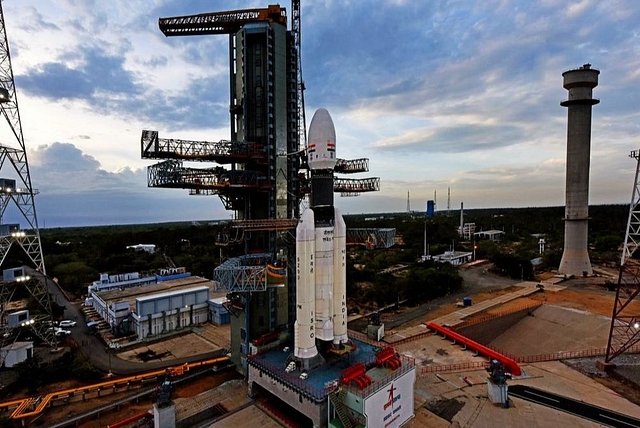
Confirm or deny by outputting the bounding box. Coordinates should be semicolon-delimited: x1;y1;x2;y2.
14;355;43;394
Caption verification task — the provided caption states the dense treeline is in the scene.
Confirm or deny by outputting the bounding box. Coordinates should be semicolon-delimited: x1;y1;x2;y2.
34;222;225;298
19;204;628;303
343;204;628;308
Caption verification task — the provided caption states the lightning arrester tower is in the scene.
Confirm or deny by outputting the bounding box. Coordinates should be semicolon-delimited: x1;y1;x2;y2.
558;64;599;276
0;2;56;357
0;3;45;273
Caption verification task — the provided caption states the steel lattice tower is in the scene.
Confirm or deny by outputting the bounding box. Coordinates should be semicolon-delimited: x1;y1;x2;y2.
0;3;45;272
604;149;640;363
0;2;55;352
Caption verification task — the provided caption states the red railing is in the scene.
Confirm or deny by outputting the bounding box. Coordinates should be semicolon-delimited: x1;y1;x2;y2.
427;322;522;376
343;355;416;399
422;361;489;374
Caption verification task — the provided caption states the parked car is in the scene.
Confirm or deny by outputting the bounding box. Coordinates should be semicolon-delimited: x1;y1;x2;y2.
59;320;77;328
54;328;71;337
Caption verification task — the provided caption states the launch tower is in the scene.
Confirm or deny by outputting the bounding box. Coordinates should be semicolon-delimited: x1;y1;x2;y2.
142;3;379;374
558;64;599;276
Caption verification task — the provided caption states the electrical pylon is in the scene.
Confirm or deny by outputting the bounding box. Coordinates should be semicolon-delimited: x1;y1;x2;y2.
604;148;640;363
0;1;55;350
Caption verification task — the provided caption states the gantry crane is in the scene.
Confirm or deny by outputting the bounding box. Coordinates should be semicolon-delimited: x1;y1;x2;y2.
0;2;56;353
141;130;379;203
143;2;379;373
603;148;640;365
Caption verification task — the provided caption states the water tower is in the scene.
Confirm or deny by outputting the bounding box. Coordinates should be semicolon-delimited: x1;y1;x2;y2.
558;64;599;276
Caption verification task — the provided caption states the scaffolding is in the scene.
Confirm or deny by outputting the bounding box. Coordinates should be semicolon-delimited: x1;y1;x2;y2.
604;149;640;363
0;2;56;355
214;253;275;292
346;228;395;249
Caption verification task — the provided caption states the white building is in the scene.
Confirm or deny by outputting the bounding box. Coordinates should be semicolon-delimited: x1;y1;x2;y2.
1;341;33;367
88;275;225;339
126;244;156;253
88;268;190;294
432;251;473;266
474;230;505;242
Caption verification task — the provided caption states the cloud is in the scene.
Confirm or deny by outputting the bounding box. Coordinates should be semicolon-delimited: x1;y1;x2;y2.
29;142;145;194
23;143;227;227
373;124;523;154
0;0;637;227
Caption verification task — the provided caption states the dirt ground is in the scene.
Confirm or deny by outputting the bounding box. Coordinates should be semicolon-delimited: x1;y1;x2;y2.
10;266;640;426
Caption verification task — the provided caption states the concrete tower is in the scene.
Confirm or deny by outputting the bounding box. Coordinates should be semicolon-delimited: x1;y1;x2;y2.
558;64;599;276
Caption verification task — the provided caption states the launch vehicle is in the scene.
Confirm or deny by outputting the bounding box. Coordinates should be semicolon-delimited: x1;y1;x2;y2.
294;109;348;364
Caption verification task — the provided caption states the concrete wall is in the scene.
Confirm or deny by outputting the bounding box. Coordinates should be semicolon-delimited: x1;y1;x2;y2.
248;365;327;428
455;307;535;345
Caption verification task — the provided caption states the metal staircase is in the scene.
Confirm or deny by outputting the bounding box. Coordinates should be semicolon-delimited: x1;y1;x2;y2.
329;388;353;428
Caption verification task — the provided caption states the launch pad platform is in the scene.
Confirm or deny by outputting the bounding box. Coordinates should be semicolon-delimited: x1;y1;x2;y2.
249;338;381;401
247;337;416;427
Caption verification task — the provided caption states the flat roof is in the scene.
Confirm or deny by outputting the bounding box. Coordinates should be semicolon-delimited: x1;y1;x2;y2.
136;285;210;302
1;341;33;351
95;276;225;309
475;230;505;235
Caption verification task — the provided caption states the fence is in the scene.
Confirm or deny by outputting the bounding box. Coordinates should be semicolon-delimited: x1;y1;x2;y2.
515;344;640;364
419;344;640;374
421;361;489;374
389;330;433;346
347;329;382;347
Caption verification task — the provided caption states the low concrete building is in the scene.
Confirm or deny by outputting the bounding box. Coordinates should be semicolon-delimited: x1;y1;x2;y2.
1;341;33;367
6;310;30;328
210;297;230;326
88;275;224;339
475;230;505;242
432;250;473;266
88;268;190;294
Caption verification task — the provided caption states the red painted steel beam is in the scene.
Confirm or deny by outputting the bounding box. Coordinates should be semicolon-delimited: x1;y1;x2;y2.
426;322;522;376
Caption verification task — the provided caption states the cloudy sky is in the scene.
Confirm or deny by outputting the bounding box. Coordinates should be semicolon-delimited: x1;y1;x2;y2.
1;0;639;228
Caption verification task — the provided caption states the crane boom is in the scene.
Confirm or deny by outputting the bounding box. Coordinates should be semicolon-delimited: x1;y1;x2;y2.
159;5;287;36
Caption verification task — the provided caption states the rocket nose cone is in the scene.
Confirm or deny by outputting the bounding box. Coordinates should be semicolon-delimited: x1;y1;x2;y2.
308;109;336;144
307;108;337;170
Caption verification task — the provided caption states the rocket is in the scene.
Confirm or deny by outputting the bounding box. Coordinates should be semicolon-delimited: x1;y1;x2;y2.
294;109;348;361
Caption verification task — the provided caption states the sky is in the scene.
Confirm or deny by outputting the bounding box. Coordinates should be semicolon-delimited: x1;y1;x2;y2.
1;0;639;228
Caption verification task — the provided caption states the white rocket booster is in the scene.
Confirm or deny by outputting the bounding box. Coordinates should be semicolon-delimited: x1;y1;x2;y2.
332;207;348;344
294;109;348;360
294;209;318;359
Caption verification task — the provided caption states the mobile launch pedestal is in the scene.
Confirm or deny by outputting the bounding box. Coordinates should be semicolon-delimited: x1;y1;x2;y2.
247;110;415;428
294;109;349;372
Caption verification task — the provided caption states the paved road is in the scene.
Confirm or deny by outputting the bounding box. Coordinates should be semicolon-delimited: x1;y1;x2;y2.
49;263;517;374
510;385;640;427
40;273;223;376
349;262;519;331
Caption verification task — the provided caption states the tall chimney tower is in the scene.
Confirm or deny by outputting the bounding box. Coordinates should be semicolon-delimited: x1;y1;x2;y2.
558;64;599;276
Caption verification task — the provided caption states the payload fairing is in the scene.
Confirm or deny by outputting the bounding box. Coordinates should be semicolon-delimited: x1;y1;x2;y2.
294;109;348;362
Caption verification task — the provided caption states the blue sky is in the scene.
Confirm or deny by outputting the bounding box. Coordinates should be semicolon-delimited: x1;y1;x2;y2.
1;0;639;227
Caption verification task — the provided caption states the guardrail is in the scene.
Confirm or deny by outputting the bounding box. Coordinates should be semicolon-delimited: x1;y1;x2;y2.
418;344;640;374
422;361;489;374
343;355;416;399
427;323;522;376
